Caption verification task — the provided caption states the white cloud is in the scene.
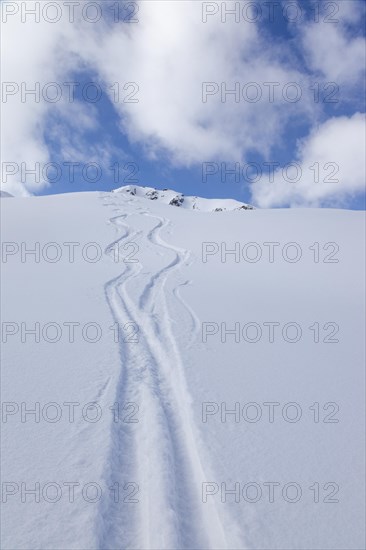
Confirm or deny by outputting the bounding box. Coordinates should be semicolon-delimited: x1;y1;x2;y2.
251;113;366;207
84;1;317;166
0;1;111;195
299;1;366;90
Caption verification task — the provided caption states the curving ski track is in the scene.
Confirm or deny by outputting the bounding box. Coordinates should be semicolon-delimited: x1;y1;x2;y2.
97;193;243;550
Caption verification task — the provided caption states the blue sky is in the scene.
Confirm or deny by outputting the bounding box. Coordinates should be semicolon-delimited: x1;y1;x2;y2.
2;0;365;208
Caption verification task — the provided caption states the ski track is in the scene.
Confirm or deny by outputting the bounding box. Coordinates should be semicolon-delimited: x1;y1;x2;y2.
173;281;200;347
96;193;244;550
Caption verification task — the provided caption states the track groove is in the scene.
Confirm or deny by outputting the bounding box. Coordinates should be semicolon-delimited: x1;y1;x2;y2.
97;194;242;549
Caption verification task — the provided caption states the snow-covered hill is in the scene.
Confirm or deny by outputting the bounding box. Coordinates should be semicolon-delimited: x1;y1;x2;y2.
114;185;254;211
1;190;365;550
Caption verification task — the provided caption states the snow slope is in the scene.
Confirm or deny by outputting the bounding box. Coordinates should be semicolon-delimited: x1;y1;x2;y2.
1;189;365;550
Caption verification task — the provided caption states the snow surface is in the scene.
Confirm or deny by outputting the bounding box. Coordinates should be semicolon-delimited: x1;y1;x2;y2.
1;189;365;550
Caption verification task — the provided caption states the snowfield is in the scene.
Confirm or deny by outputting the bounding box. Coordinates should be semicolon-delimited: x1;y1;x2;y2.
1;189;365;550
